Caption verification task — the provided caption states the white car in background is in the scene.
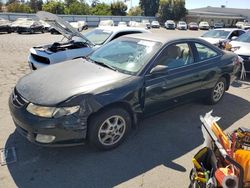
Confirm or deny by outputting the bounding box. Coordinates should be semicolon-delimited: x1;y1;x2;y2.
177;21;187;30
200;28;246;47
151;20;160;28
128;21;139;27
117;21;127;27
165;20;175;29
11;18;34;31
199;21;210;30
242;23;250;30
98;20;114;27
39;20;50;31
70;21;88;31
230;32;250;73
141;19;151;29
28;11;149;70
236;21;244;28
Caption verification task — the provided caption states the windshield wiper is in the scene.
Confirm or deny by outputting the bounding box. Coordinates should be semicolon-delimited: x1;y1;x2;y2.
89;58;117;71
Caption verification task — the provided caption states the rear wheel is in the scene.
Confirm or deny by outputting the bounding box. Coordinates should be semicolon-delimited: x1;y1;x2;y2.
206;77;226;105
88;107;131;150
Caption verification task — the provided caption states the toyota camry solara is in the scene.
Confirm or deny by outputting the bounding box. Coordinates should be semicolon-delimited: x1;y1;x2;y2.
9;33;240;150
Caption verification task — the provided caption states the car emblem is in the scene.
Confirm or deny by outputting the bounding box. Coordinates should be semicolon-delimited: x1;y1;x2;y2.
12;93;18;102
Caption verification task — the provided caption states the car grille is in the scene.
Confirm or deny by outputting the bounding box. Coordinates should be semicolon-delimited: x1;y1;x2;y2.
11;88;28;108
31;53;50;64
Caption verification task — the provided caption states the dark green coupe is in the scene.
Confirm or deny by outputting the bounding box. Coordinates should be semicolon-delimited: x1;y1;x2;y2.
9;33;240;150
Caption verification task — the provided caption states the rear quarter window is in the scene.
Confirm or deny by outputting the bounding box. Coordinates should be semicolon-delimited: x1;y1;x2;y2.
195;43;218;61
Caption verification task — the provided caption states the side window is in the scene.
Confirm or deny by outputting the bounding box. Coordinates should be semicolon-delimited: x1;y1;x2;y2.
156;43;194;69
111;31;142;41
194;43;218;61
238;30;245;36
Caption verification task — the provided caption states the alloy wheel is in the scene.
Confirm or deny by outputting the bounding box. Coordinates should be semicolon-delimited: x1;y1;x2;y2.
98;115;126;146
213;81;225;102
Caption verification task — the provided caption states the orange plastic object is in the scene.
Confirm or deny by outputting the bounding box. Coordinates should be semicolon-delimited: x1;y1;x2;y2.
215;167;238;187
211;122;231;150
234;149;250;182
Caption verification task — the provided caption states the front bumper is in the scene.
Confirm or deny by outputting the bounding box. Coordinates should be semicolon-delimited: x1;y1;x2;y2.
199;26;209;30
28;54;50;70
9;91;87;146
189;27;198;30
166;24;175;29
178;27;187;30
17;27;32;33
0;25;11;32
152;25;160;28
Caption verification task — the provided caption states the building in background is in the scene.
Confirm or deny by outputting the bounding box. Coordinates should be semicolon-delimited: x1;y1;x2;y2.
187;6;249;27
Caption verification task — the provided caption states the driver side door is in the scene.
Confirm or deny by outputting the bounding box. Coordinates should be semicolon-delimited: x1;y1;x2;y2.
143;42;202;114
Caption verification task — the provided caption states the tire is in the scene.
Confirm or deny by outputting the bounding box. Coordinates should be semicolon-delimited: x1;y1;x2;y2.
88;107;132;150
206;77;226;105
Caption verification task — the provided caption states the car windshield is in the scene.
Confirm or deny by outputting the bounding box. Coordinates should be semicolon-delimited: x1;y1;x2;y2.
88;38;162;75
235;32;250;43
84;29;112;45
202;30;230;39
200;22;208;25
179;22;186;25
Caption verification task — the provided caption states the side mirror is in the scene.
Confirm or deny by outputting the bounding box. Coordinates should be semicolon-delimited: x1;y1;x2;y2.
231;36;238;40
150;65;168;74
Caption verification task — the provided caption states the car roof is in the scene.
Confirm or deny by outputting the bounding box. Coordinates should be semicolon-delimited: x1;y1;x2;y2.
96;26;148;32
214;28;244;31
122;33;205;44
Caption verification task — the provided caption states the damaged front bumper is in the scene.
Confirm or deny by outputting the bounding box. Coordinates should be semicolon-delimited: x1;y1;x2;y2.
9;96;88;147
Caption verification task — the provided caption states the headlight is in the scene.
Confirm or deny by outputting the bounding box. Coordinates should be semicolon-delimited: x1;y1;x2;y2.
26;103;80;118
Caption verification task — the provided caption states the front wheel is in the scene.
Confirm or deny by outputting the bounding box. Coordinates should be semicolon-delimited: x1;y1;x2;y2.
206;77;226;105
88;107;131;150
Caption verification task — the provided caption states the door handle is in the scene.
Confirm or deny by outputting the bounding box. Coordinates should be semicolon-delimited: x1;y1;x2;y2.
193;74;199;78
161;81;168;90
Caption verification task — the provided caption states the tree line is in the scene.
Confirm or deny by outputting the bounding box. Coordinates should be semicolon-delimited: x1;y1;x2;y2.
0;0;187;22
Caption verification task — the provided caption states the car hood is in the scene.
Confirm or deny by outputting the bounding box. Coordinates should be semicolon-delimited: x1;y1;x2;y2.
0;20;11;26
230;41;250;56
18;21;35;27
16;59;130;105
200;37;223;44
36;11;94;46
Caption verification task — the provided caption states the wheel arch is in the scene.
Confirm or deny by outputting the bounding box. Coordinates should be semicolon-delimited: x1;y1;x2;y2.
87;101;138;130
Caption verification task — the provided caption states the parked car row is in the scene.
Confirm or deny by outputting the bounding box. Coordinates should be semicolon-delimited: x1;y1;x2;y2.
0;17;89;34
98;19;161;29
164;21;226;30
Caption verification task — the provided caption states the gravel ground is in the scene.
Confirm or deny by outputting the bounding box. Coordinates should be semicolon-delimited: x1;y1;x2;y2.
0;28;249;188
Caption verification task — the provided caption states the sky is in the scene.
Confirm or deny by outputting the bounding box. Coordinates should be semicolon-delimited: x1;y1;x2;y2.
97;0;250;10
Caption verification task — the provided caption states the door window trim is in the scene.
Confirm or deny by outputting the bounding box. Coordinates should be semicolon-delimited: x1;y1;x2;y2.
144;41;195;75
191;41;222;63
